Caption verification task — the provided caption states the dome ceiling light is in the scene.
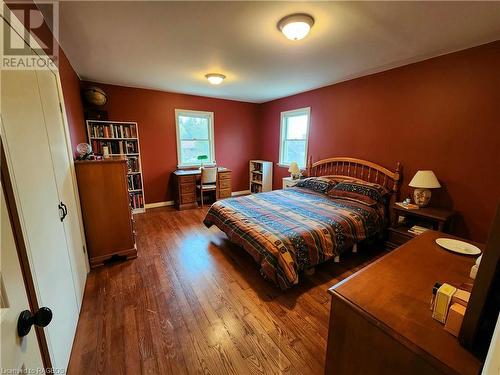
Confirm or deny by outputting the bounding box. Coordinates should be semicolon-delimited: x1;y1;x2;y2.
278;13;315;41
205;73;226;85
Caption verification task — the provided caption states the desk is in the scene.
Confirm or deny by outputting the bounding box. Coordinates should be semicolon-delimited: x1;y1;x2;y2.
172;168;231;210
325;231;483;375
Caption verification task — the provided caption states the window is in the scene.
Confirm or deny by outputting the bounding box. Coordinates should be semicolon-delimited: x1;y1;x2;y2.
175;109;215;167
279;107;310;168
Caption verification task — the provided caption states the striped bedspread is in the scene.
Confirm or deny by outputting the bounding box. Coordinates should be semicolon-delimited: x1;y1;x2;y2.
203;187;386;289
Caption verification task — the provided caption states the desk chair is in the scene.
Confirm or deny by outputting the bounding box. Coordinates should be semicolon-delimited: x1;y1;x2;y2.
197;166;217;207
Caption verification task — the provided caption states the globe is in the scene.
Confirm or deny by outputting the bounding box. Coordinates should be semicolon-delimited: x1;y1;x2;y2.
82;86;107;106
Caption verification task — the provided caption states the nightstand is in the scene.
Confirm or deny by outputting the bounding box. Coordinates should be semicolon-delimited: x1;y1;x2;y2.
282;177;299;189
386;205;455;249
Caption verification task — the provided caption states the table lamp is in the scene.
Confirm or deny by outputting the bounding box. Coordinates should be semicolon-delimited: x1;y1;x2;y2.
409;170;441;207
288;161;301;180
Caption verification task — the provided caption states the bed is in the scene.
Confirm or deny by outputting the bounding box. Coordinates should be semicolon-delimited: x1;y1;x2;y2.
204;157;401;289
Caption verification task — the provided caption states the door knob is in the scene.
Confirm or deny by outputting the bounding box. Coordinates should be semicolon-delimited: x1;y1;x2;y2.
17;307;53;337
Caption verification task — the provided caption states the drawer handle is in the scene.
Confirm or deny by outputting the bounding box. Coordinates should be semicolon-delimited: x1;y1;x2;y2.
58;202;68;222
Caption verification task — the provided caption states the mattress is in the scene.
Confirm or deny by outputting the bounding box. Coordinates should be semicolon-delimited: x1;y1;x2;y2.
204;187;386;289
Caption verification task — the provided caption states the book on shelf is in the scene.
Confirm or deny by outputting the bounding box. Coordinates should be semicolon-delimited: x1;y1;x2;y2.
127;157;140;173
129;192;144;210
127;174;143;191
90;139;138;155
87;120;145;213
252;174;262;182
251;184;262;193
252;166;262;172
125;141;137;154
89;122;138;139
408;225;431;235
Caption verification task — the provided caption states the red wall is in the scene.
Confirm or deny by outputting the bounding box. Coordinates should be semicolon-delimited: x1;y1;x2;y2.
81;82;260;204
10;1;499;242
59;49;87;155
259;42;500;242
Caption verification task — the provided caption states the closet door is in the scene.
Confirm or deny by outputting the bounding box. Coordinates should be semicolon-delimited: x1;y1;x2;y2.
36;70;87;304
1;181;45;374
1;68;80;370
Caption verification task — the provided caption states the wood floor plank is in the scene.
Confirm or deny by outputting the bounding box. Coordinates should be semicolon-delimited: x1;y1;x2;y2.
122;304;142;375
68;206;387;374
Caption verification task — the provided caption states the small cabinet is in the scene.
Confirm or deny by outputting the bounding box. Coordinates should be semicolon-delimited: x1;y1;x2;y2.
250;160;273;193
173;173;198;210
386;205;455;250
217;171;232;199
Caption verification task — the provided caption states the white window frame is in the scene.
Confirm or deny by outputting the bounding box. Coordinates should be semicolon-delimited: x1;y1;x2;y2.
175;109;215;168
279;107;311;168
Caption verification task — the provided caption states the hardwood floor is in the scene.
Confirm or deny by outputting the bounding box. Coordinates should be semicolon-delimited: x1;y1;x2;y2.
68;206;388;375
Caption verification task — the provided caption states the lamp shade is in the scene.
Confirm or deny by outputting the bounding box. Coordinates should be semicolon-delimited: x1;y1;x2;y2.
409;170;441;189
288;161;300;175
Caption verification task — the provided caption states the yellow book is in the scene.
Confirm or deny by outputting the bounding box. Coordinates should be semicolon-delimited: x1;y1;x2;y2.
432;283;457;323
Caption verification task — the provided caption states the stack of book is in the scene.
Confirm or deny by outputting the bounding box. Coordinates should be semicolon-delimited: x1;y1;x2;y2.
395;202;419;210
129;192;143;210
89;123;137;139
127;157;140;173
408;225;431;235
90;140;138;155
127;174;142;191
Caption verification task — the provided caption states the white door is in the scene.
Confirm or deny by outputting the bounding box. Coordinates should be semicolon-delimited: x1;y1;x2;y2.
36;70;87;304
1;8;88;370
1;68;81;370
0;181;45;373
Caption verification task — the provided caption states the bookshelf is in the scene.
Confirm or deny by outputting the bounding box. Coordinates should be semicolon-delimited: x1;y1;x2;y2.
249;160;273;193
86;120;146;213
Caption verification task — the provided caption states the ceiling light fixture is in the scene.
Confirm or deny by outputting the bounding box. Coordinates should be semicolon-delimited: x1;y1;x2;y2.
205;73;226;85
278;13;314;41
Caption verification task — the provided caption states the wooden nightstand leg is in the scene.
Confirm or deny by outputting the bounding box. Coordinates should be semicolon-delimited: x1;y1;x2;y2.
448;216;455;233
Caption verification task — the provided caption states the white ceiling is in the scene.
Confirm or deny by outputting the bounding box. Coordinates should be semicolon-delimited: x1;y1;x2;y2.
56;1;500;103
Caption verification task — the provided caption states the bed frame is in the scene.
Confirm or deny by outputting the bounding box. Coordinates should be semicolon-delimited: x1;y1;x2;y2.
305;156;402;264
306;155;401;199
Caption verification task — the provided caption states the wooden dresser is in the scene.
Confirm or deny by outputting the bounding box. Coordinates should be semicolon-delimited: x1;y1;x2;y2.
75;158;137;267
325;231;483;375
173;168;232;210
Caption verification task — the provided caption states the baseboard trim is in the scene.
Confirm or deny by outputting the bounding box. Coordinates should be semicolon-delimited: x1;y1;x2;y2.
145;191;249;210
144;200;175;209
232;190;250;197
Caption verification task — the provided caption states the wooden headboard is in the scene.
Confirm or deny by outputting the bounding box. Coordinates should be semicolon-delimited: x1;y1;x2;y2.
305;156;402;196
